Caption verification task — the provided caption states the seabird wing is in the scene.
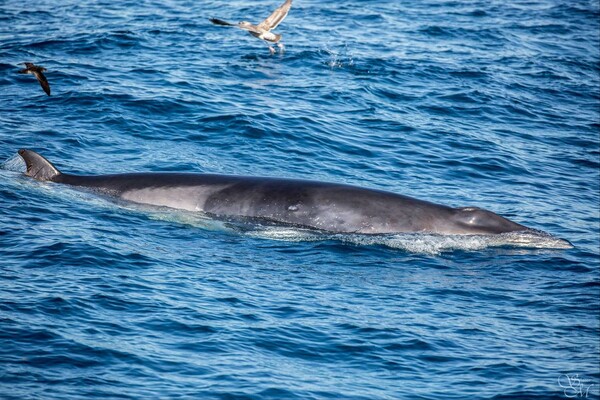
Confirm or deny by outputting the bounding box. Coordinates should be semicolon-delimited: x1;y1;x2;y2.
210;18;262;35
209;18;237;27
258;0;292;31
19;62;34;74
33;70;51;96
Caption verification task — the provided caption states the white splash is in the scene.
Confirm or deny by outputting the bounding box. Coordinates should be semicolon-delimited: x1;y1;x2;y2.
1;154;25;171
241;226;573;255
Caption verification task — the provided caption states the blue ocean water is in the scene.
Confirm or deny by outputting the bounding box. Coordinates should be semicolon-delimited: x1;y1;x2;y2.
1;0;599;398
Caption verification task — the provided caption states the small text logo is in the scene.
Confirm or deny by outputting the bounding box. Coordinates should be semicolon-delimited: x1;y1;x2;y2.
558;374;596;398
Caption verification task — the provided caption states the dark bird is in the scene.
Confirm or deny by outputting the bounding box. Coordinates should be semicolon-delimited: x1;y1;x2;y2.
18;63;51;96
210;0;292;54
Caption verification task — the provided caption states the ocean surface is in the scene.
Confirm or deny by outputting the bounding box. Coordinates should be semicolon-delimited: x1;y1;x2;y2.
1;0;599;398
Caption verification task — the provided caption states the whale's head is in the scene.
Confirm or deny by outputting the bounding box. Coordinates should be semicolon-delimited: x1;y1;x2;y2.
450;207;529;235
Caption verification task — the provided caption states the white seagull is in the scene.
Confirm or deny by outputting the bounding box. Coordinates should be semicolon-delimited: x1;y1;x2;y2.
210;0;292;54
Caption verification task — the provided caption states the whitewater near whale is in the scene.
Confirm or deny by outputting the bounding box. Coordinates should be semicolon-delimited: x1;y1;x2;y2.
17;149;572;248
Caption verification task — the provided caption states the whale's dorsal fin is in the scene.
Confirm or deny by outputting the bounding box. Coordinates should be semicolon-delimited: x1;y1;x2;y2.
18;149;61;181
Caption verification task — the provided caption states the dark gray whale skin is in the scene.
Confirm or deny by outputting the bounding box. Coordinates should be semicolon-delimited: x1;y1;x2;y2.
18;149;531;235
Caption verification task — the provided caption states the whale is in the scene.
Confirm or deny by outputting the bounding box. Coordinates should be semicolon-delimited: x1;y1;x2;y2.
17;149;561;238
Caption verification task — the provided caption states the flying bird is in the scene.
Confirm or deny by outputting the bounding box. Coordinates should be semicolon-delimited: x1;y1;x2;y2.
210;0;292;54
18;63;51;96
